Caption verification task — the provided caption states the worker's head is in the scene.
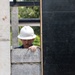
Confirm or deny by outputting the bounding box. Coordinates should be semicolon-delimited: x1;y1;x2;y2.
18;26;36;48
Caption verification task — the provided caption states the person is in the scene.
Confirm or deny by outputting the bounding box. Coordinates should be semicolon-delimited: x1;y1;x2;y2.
15;26;38;51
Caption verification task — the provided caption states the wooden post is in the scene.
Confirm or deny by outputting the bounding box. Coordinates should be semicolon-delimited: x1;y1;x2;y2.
0;0;10;75
40;0;43;75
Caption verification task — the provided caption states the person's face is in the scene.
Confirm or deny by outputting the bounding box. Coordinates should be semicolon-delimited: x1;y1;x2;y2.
21;39;34;48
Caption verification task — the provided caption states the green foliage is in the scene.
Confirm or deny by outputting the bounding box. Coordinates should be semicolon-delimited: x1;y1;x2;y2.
18;6;40;18
33;35;40;46
32;26;40;35
18;39;22;46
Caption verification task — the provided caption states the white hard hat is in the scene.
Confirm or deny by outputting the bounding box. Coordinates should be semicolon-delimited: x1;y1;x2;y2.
18;26;36;40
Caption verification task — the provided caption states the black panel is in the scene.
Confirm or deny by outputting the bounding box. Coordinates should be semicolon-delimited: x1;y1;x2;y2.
43;0;75;11
42;0;75;75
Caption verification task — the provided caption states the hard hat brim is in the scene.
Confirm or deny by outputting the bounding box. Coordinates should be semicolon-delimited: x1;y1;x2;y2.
18;34;36;40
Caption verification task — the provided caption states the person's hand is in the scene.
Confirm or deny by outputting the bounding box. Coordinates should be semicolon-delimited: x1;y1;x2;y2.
28;46;38;52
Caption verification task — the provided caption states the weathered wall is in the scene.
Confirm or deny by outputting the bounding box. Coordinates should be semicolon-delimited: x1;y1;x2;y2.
0;0;10;75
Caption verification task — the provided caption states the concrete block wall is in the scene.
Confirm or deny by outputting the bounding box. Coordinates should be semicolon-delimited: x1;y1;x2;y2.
0;0;10;75
11;48;41;75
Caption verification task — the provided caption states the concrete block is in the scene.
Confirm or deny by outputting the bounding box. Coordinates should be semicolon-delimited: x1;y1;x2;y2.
11;48;41;63
12;64;41;75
